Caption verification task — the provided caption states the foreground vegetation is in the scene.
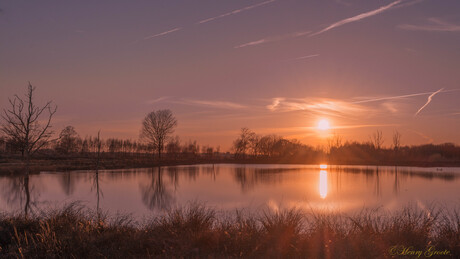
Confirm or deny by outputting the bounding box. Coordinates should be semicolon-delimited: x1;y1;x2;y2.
0;203;458;258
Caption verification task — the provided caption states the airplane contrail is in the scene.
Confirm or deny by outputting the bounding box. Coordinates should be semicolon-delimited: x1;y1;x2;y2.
415;88;444;116
310;0;402;36
285;54;320;62
353;91;434;104
197;0;276;24
353;89;460;104
235;0;409;48
143;27;182;40
138;0;275;43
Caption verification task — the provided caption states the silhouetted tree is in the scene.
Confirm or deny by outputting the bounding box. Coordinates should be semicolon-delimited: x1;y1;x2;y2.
95;131;102;169
80;137;89;154
56;126;80;154
392;130;401;151
1;83;57;167
0;136;6;153
182;140;199;159
327;132;343;153
166;136;181;159
258;135;279;157
140;109;177;160
202;145;214;159
371;130;384;150
233;127;256;158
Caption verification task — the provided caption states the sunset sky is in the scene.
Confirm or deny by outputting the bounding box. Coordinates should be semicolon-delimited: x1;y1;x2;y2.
1;0;460;150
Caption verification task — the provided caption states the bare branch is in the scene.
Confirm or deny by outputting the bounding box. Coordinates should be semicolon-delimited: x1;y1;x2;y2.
1;83;57;161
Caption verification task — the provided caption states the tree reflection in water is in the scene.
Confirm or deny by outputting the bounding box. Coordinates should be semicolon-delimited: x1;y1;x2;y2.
140;167;175;211
92;169;103;217
374;166;381;197
1;173;35;217
59;172;76;196
394;166;400;195
233;167;287;193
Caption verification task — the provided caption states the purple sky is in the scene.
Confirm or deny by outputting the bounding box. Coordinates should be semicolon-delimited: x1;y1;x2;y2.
1;0;460;150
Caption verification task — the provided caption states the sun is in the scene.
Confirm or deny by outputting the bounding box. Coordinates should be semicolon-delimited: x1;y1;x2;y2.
317;119;331;131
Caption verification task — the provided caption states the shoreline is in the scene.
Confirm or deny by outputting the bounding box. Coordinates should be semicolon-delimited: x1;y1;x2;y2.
1;156;460;175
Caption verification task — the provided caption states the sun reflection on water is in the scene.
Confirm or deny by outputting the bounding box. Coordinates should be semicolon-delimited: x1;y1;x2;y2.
319;170;328;199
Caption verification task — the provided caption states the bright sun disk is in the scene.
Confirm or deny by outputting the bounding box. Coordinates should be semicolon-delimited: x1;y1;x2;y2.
317;119;330;131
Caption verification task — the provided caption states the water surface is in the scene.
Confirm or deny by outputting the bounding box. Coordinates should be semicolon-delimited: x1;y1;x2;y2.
1;164;459;219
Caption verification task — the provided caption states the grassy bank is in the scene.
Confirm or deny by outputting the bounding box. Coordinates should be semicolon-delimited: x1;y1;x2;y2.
0;204;458;258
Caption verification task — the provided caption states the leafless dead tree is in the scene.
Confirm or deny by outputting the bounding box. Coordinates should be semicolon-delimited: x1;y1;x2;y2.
393;130;401;151
371;130;384;150
140;109;177;160
1;83;57;167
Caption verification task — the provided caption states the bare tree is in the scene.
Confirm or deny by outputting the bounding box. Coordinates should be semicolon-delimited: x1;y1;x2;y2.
392;130;401;151
166;136;181;160
1;83;57;167
233;127;256;158
56;125;80;154
140;109;177;160
370;130;384;150
95;130;102;169
327;132;343;153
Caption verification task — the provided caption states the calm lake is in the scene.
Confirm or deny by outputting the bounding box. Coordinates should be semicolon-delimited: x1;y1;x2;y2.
1;164;460;219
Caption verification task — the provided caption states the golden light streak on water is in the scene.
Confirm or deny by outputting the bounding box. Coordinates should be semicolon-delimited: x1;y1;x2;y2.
319;170;328;199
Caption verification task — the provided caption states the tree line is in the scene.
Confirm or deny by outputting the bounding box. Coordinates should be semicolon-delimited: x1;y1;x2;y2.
0;84;225;165
232;127;460;166
0;125;222;159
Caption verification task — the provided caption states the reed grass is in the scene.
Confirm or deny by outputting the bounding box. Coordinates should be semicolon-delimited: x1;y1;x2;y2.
0;203;458;258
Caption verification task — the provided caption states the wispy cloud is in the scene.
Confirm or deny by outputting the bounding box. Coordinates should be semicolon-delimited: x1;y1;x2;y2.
266;97;369;118
197;0;276;24
234;31;311;48
398;18;460;32
382;102;399;113
415;88;443;116
267;88;458;118
335;124;398;130
408;129;433;143
266;98;284;111
310;0;402;36
180;99;248;109
143;27;182;40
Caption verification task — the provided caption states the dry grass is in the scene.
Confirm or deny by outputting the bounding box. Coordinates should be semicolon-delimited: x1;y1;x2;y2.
0;203;458;258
